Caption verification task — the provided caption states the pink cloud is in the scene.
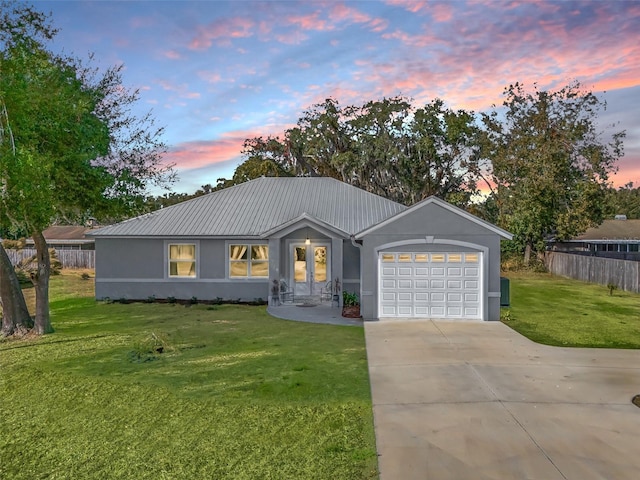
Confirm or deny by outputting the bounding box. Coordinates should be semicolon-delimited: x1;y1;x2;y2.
285;12;332;31
386;0;428;14
156;80;201;100
163;50;182;60
329;4;371;24
189;17;255;50
165;127;291;170
165;138;244;170
431;3;453;22
198;71;222;84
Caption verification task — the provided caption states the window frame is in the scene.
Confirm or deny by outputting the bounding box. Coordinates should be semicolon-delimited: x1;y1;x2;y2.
227;242;270;279
167;241;199;279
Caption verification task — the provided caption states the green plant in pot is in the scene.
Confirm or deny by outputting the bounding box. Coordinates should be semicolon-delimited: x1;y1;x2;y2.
342;291;361;318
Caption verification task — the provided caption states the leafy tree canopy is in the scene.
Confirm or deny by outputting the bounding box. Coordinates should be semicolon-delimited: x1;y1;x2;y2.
226;96;483;208
481;81;624;260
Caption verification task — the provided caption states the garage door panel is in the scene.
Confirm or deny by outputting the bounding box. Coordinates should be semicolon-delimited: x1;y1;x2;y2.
431;292;445;302
381;305;397;315
447;292;462;302
465;267;479;276
379;251;482;320
382;267;396;276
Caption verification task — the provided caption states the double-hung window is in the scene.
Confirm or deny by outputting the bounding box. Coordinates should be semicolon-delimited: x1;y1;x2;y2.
230;244;269;278
169;243;196;277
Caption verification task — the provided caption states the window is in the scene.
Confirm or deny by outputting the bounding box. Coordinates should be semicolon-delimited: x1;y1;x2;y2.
398;253;412;262
447;254;462;262
465;253;479;263
414;254;428;262
169;244;196;277
230;244;268;278
381;253;395;262
431;254;445;262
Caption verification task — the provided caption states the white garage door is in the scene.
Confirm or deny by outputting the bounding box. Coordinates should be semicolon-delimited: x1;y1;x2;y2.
379;252;482;319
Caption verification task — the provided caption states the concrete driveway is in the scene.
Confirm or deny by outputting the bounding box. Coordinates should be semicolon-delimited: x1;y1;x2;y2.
365;320;640;480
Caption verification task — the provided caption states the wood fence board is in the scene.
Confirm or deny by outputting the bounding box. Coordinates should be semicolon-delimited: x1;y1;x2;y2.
6;249;95;269
545;252;639;293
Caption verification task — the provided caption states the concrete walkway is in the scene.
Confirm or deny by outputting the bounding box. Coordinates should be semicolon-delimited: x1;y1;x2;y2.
267;302;363;326
365;320;640;480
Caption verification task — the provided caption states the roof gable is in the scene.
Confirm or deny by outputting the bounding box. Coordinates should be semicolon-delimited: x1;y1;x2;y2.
89;177;406;238
355;196;513;239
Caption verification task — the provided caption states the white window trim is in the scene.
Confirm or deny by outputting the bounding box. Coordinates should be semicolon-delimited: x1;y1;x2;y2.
225;241;270;280
165;241;200;279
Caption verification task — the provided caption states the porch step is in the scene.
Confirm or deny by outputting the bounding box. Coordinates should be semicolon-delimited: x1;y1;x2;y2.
292;295;321;305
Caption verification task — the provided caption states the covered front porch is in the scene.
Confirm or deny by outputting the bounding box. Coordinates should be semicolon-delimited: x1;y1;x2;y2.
263;214;349;307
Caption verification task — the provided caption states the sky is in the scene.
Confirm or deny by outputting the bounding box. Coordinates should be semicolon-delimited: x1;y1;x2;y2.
29;0;640;195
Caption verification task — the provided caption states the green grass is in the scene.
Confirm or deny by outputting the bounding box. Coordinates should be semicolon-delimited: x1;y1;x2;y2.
502;272;640;348
0;272;378;479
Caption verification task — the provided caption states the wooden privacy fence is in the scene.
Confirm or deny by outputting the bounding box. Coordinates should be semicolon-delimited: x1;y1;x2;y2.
545;251;639;293
6;249;95;270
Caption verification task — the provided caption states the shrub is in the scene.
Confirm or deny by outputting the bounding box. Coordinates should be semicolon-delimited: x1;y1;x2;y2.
342;291;359;306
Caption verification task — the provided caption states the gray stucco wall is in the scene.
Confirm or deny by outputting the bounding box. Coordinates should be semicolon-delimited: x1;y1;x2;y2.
342;240;361;295
95;237;269;302
358;202;504;321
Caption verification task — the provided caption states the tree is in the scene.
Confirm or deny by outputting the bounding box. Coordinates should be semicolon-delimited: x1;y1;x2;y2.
482;81;624;262
604;182;640;219
0;2;173;335
237;97;481;206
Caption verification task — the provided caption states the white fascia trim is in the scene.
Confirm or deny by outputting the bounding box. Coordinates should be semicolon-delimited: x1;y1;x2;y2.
260;213;348;239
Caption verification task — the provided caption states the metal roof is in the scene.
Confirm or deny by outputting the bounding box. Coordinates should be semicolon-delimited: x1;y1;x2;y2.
89;177;406;237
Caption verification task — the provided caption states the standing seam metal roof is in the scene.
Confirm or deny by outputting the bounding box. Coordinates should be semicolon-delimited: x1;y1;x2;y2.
90;177;407;237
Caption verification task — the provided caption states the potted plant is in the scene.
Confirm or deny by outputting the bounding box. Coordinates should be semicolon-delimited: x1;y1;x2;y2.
342;290;361;318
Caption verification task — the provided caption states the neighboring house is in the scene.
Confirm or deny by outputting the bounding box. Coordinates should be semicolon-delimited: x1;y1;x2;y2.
26;225;97;250
549;216;640;261
88;177;512;321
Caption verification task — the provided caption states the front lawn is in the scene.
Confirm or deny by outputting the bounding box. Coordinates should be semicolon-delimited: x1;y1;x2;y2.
502;272;640;348
0;272;378;479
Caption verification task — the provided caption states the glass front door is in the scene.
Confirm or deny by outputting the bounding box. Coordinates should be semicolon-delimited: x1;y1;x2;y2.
291;243;329;296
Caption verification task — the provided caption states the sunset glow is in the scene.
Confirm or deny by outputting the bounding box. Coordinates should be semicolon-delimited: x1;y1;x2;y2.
35;0;640;193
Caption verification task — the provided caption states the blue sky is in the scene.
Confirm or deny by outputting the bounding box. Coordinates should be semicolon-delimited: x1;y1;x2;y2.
32;0;640;194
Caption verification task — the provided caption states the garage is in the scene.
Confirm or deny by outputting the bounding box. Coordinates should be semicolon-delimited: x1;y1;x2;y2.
378;251;482;319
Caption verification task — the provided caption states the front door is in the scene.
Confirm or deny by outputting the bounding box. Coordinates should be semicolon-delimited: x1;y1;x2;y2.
291;243;330;296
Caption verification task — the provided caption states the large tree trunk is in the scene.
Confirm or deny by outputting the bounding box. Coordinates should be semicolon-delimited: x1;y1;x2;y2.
31;230;53;335
0;243;33;336
523;243;532;266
